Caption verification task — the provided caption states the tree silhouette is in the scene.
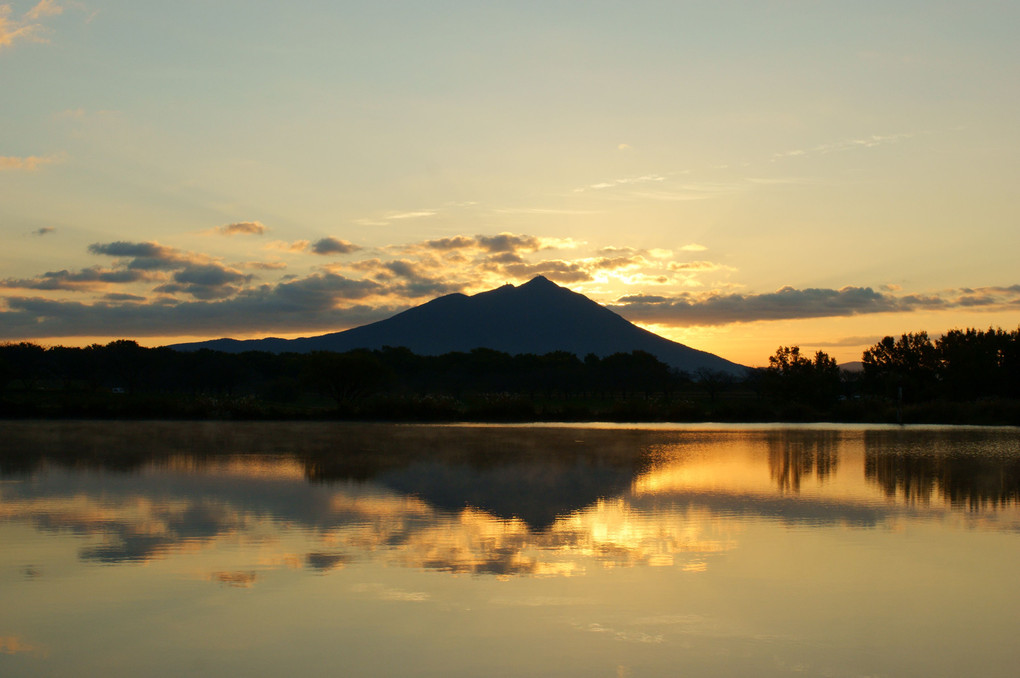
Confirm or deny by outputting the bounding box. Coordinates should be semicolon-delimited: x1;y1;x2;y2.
765;346;840;405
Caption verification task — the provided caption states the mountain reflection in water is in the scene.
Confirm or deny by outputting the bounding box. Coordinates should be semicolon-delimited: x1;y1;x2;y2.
2;422;1019;575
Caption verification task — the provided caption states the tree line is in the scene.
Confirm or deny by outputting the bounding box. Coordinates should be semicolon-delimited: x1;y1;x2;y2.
1;325;1018;422
861;328;1020;402
0;341;682;419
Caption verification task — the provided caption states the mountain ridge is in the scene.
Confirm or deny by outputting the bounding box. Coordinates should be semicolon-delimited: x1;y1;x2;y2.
169;276;746;375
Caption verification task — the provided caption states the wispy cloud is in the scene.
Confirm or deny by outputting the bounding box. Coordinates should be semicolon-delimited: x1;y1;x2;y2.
493;207;601;216
386;210;436;220
0;6;42;48
772;132;917;161
574;174;666;193
0;1;64;50
266;240;310;253
744;176;820;186
0;154;62;171
214;221;267;236
355;209;437;227
31;226;55;236
667;261;734;273
808;335;886;348
244;261;287;271
0;635;43;656
25;0;62;20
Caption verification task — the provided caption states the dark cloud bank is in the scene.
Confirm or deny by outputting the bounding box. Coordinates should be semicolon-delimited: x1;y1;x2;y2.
2;237;1019;340
3;282;1019;341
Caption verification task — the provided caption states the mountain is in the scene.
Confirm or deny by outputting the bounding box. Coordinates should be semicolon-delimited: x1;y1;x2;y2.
169;276;746;375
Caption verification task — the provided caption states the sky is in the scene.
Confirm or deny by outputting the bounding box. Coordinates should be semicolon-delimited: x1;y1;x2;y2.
2;1;1018;366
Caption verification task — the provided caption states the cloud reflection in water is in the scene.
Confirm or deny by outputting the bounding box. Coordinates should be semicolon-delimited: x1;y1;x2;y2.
2;422;1019;584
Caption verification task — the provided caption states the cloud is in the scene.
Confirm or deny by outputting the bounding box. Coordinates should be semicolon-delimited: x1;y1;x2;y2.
0;154;61;171
266;239;310;252
667;261;734;273
55;107;85;118
0;635;42;656
344;257;461;298
608;285;958;326
386;210;436;220
477;233;580;254
808;335;886;348
404;233;580;258
354;209;437;226
744;176;818;186
1;2;66;50
494;259;593;284
215;221;267;236
0;6;42;49
267;272;382;307
88;240;198;271
0;277;399;339
11;228;1019;341
78;240;260;299
772;132;916;161
154;263;251;300
1;267;151;291
245;261;287;270
311;237;361;255
103;292;146;302
477;233;545;253
422;235;476;251
26;0;62;20
574;174;666;193
377;238;704;293
31;227;55;236
680;244;707;252
493;207;600;216
623;188;726;202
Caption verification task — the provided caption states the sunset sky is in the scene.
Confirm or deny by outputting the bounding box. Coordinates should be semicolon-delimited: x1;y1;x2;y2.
2;1;1018;366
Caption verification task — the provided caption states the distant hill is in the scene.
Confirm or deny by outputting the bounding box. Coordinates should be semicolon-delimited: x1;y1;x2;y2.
170;275;747;376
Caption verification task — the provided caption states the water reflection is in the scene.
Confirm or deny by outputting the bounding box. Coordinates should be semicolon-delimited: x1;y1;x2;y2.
2;422;1019;580
864;429;1020;509
4;422;1020;678
765;430;839;492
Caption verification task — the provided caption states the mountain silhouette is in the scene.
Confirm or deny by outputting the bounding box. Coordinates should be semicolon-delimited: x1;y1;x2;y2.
170;276;745;375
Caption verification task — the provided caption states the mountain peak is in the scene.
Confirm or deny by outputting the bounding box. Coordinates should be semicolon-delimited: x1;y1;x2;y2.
521;275;556;287
169;277;745;375
515;275;570;296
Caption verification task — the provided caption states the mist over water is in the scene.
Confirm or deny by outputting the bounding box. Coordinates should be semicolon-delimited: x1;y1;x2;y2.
2;422;1019;677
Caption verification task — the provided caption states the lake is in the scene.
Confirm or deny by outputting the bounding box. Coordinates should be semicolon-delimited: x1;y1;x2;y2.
2;421;1019;677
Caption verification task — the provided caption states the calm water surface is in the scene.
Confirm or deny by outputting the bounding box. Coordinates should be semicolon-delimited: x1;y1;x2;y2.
2;421;1019;677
